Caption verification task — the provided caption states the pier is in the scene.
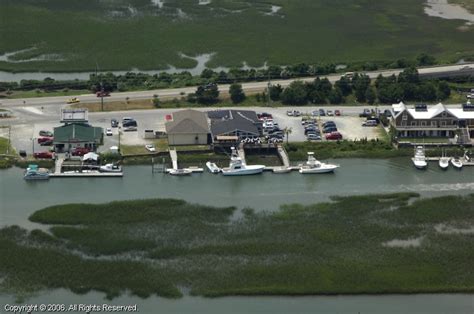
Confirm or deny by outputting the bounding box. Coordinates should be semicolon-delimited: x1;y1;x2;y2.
169;148;178;170
50;172;123;178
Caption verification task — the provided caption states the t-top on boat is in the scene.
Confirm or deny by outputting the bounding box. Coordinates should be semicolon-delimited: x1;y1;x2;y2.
412;146;427;170
221;147;265;176
299;152;339;174
23;164;50;180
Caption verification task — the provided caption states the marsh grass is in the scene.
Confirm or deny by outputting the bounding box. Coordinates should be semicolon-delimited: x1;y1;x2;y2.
2;193;474;299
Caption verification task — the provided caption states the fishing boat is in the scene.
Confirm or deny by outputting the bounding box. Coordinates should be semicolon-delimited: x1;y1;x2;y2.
451;157;463;169
438;150;450;170
221;147;265;176
206;162;221;174
411;146;427;170
168;168;192;176
99;163;122;173
23;164;50;180
299;152;339;174
273;167;291;174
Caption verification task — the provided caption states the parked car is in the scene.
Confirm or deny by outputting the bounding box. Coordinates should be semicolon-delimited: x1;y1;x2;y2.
257;112;273;120
37;137;53;144
34;151;54;159
305;128;319;135
362;120;378;127
66;97;80;104
105;128;113;136
323;126;338;133
96;91;110;97
327;110;334;116
307;134;322;141
39;130;53;137
359;108;372;117
311;110;319;117
325;131;343;140
286;110;294;116
122;117;134;124
335;110;341;116
18;150;27;158
319;109;326;116
111;119;119;128
71;147;90;156
322;121;335;127
145;144;156;152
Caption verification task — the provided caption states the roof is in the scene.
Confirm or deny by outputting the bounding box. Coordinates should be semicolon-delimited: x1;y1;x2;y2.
53;124;102;143
447;108;474;119
165;109;210;134
210;110;260;136
406;103;446;119
83;152;99;161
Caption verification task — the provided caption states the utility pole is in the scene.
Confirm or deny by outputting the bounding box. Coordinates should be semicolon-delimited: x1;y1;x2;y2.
31;137;35;155
100;82;104;112
7;125;11;154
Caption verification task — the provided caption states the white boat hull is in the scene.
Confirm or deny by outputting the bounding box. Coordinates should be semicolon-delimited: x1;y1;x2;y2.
412;158;427;169
438;158;450;170
169;169;192;176
222;165;265;176
273;167;291;174
451;159;463;169
299;165;339;174
206;162;221;174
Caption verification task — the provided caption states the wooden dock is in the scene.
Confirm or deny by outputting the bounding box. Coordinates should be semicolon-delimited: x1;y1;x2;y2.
237;143;246;163
50;172;123;178
169;149;178;170
276;144;290;167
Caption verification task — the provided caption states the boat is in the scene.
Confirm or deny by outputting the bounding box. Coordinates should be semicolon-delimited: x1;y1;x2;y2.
221;147;265;176
23;164;50;180
451;157;463;169
411;146;427;170
438;150;450;170
99;163;122;173
299;152;339;174
168;168;192;176
206;162;221;174
273;167;291;174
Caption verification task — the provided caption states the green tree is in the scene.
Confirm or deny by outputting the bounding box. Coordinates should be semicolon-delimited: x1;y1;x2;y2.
229;83;246;104
365;86;376;105
416;53;436;66
328;87;344;104
353;74;371;102
335;77;352;96
437;81;451;100
269;84;283;101
283;127;293;144
281;81;308;105
195;84;220;104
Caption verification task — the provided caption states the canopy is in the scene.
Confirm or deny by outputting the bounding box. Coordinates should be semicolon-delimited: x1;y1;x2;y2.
82;152;99;161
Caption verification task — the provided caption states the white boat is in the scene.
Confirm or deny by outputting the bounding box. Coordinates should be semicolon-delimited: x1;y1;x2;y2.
451;158;463;169
299;152;339;174
206;162;221;174
221;147;265;176
169;168;192;176
99;163;122;173
411;146;427;169
24;164;50;180
438;157;450;170
273;167;291;174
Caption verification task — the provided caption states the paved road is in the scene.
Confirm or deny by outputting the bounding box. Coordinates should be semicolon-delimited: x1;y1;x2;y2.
1;63;473;108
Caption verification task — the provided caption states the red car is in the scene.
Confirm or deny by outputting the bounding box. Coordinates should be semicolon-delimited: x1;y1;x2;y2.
34;151;54;159
325;131;343;140
96;91;110;97
335;110;341;116
37;137;53;144
71;147;90;156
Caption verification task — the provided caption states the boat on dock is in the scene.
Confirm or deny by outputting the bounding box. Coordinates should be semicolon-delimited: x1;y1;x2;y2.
412;146;427;170
221;147;265;176
99;163;122;173
451;157;463;169
206;162;221;174
24;164;50;180
299;152;339;174
272;167;291;174
168;168;192;176
438;150;450;170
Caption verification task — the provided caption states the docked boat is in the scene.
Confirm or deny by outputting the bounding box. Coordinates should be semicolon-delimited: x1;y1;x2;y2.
299;152;339;174
221;147;265;176
206;162;221;174
24;164;50;180
451;157;463;169
169;168;192;176
273;167;291;174
99;163;122;173
411;146;427;170
438;157;450;170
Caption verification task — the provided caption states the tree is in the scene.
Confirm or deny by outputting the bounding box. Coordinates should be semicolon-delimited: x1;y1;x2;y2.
416;53;436;66
195;83;220;104
335;77;352;96
398;67;419;84
152;94;160;108
229;83;245;104
269;84;283;101
200;68;215;79
283;127;293;144
281;81;308;105
437;81;451;100
365;86;376;105
328;87;344;104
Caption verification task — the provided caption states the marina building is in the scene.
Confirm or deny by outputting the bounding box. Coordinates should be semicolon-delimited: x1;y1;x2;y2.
208;109;262;142
165;109;211;145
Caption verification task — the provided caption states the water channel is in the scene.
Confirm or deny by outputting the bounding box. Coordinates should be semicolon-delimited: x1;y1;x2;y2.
1;158;474;313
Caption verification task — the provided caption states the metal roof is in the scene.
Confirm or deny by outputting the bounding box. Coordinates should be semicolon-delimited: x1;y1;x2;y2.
165;109;210;134
53;124;103;143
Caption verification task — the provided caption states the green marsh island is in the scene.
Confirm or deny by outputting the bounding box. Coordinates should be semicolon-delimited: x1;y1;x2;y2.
1;193;474;300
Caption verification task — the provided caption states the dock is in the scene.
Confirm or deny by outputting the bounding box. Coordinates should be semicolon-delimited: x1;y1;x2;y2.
277;144;290;167
50;172;123;178
169;148;178;170
237;143;246;163
54;155;65;174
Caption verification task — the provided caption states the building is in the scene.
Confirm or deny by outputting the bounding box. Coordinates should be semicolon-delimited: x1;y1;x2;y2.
390;102;474;143
53;109;103;152
165;109;211;145
208;110;262;142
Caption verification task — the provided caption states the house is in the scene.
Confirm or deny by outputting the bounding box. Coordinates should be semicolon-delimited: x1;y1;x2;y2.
165;109;211;145
208;110;262;141
53;109;103;152
390;101;474;142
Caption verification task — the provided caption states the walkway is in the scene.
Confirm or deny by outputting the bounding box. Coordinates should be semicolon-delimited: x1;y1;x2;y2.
169;148;178;170
277;144;290;167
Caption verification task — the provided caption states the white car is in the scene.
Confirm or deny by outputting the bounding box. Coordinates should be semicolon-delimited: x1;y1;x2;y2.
105;128;113;136
327;110;334;116
145;144;156;152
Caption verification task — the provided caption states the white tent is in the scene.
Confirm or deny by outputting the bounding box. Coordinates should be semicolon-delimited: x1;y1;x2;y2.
82;152;99;161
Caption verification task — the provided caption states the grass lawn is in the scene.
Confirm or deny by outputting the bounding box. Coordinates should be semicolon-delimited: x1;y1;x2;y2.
449;0;474;12
120;139;169;156
2;193;474;299
6;89;90;99
0;1;473;72
0;136;14;155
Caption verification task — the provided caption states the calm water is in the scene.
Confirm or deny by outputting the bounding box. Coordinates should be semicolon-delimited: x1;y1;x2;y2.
1;158;474;313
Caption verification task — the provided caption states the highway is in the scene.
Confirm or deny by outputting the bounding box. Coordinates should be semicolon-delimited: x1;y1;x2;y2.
1;63;473;109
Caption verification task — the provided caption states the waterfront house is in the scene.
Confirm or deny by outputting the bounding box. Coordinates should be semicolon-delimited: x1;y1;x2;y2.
165;109;211;145
390;102;474;143
208;110;262;142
